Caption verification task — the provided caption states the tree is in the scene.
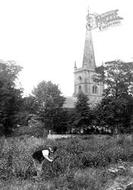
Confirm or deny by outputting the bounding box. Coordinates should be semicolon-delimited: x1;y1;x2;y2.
16;95;39;126
0;60;23;135
95;60;133;97
73;92;91;133
22;95;39;114
52;108;70;134
94;60;133;133
95;96;133;133
32;81;65;132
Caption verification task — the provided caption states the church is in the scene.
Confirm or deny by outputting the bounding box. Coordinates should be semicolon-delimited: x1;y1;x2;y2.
64;16;104;108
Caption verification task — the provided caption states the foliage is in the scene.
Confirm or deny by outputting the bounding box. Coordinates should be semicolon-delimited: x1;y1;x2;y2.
32;81;65;132
52;109;70;134
94;60;133;133
13;121;48;138
72;92;92;132
1;135;133;189
32;81;65;109
94;95;133;133
0;61;23;135
95;60;133;97
0;136;48;179
23;96;39;113
15;95;41;127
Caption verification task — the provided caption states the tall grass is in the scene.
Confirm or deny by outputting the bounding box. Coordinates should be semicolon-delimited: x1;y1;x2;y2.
0;134;133;189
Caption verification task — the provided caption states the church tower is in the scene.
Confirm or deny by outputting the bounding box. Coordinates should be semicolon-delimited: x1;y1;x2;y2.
74;17;104;105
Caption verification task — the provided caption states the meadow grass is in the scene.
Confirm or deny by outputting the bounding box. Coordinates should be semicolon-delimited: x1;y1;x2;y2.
0;134;133;189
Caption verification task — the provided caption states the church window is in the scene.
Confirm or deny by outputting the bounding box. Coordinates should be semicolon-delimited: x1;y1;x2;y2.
92;85;98;94
79;76;82;81
79;85;82;93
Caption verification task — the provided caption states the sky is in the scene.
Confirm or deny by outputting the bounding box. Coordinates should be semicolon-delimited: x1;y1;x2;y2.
0;0;133;97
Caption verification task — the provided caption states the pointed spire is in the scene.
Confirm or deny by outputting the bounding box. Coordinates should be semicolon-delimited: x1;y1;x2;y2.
82;29;96;70
82;10;96;70
74;61;77;70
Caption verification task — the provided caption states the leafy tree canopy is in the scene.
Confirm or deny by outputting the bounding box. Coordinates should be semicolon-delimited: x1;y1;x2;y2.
73;92;91;130
75;92;90;116
0;60;22;88
93;60;133;134
95;95;133;133
95;60;133;98
32;81;65;110
0;60;23;135
32;81;65;132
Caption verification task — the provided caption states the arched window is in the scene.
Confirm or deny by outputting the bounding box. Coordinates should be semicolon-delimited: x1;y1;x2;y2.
78;76;82;81
92;85;98;94
79;85;82;93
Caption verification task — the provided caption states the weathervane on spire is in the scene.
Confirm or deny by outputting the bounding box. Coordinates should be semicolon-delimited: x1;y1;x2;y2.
86;9;123;31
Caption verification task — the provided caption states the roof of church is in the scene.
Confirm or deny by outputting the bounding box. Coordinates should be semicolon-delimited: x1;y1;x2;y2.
63;96;77;108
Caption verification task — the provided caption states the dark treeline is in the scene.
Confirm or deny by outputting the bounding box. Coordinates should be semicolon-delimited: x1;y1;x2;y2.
0;60;133;136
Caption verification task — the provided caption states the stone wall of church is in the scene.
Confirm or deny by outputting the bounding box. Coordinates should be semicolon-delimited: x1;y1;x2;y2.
74;68;104;105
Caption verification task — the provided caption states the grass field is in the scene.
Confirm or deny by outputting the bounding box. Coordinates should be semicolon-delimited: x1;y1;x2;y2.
0;134;133;189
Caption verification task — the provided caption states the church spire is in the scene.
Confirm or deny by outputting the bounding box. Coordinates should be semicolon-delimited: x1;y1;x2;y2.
74;61;77;70
82;12;96;70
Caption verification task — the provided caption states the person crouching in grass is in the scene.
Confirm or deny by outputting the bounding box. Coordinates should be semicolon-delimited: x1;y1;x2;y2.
32;146;57;178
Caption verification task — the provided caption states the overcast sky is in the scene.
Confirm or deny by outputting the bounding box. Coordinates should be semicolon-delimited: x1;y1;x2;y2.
0;0;132;96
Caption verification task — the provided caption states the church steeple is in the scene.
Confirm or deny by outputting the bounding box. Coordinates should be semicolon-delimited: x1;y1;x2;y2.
82;29;96;70
73;9;104;105
74;61;77;70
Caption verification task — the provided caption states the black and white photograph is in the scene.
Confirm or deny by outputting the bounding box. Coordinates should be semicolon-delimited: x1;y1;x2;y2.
0;0;133;189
